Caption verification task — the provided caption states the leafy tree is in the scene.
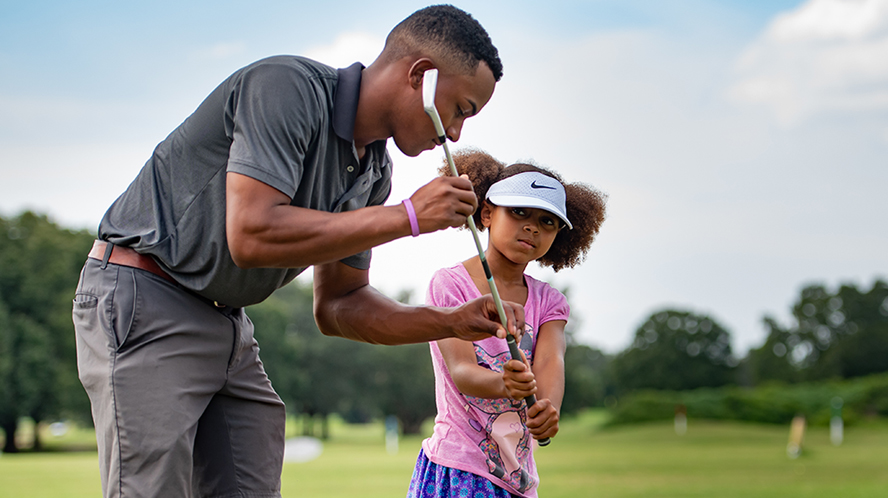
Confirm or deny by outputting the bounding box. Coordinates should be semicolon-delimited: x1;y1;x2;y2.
814;280;888;379
371;343;436;434
745;317;803;385
611;309;737;393
0;295;16;452
367;289;435;434
548;285;618;413
9;315;56;451
0;212;94;452
749;280;888;383
295;335;379;438
249;280;381;438
562;344;611;414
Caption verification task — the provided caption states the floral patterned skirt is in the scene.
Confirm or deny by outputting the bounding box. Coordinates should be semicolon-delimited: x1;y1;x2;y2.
407;449;518;498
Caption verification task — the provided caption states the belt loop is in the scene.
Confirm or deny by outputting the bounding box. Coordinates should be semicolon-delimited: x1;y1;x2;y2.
100;242;114;270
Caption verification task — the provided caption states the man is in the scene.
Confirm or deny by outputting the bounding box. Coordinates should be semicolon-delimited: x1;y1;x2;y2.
73;5;522;498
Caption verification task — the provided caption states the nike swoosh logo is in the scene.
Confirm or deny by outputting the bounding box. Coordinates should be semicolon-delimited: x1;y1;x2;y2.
531;181;556;190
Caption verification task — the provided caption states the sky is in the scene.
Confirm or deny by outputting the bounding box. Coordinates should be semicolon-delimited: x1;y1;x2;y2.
1;0;886;355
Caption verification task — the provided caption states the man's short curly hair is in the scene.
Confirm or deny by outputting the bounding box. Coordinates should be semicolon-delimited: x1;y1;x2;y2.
441;149;607;272
383;5;503;81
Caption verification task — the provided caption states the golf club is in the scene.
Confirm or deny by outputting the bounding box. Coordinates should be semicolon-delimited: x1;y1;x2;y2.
422;68;550;446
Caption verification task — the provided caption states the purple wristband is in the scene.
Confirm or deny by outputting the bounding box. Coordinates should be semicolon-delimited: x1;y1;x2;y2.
402;199;420;237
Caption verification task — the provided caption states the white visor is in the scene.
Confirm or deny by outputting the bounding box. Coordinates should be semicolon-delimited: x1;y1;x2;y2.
485;172;572;229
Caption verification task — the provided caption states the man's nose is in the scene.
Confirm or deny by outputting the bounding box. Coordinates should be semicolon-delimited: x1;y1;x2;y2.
446;120;463;143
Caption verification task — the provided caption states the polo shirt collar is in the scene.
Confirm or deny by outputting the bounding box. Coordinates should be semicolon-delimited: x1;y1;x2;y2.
333;62;364;142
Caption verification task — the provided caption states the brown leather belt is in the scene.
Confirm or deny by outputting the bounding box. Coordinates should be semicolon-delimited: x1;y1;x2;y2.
88;240;176;284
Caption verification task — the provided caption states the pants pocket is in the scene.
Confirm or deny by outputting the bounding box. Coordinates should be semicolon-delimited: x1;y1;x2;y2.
111;267;139;352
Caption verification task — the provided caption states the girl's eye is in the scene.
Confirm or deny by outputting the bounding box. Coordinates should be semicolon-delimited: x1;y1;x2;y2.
541;217;560;230
511;208;527;216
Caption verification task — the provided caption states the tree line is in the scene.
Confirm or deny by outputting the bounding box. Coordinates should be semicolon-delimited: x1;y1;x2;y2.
1;211;886;452
0;212;95;452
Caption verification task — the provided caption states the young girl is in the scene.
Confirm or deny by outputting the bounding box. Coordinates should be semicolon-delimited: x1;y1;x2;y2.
407;150;607;498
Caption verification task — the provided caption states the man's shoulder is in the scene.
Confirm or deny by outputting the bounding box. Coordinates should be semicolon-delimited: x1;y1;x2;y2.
256;55;336;73
232;56;339;88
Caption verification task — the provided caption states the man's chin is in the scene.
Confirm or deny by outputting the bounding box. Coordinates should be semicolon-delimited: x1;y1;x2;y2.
394;141;433;158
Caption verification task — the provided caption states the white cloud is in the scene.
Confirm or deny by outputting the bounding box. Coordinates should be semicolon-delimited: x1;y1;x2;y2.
729;0;888;125
770;0;888;41
303;32;384;68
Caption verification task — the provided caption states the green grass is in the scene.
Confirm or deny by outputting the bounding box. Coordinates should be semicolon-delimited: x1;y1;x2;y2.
2;411;887;497
535;412;888;498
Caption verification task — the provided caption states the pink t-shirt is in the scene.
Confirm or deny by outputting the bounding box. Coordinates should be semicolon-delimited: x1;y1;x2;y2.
421;264;570;498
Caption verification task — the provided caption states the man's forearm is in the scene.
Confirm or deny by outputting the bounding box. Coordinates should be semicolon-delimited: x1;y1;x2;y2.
314;284;457;345
230;203;410;269
226;171;479;270
225;171;411;269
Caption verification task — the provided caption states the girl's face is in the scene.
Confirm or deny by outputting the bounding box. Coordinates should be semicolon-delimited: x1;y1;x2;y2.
481;202;562;264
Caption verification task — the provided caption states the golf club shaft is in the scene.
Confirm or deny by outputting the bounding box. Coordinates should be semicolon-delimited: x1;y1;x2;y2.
440;141;551;447
441;141;509;330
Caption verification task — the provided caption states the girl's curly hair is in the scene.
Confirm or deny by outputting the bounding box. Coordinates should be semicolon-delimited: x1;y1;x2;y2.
440;148;607;272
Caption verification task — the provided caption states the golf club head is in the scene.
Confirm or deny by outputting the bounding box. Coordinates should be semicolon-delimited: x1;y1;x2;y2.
422;68;447;140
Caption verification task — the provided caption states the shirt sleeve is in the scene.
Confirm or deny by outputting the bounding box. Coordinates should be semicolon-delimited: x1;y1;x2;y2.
540;283;570;325
225;61;321;198
426;267;472;308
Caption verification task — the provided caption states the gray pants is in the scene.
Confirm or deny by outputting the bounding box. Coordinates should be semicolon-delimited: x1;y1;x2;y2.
73;258;286;498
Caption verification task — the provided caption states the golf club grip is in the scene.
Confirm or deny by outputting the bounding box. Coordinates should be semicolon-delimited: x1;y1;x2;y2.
506;334;551;447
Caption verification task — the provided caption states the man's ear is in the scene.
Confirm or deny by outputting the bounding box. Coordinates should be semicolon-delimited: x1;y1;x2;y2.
408;58;438;90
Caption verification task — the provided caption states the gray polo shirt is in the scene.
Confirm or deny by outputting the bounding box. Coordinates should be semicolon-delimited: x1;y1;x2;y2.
99;56;393;308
